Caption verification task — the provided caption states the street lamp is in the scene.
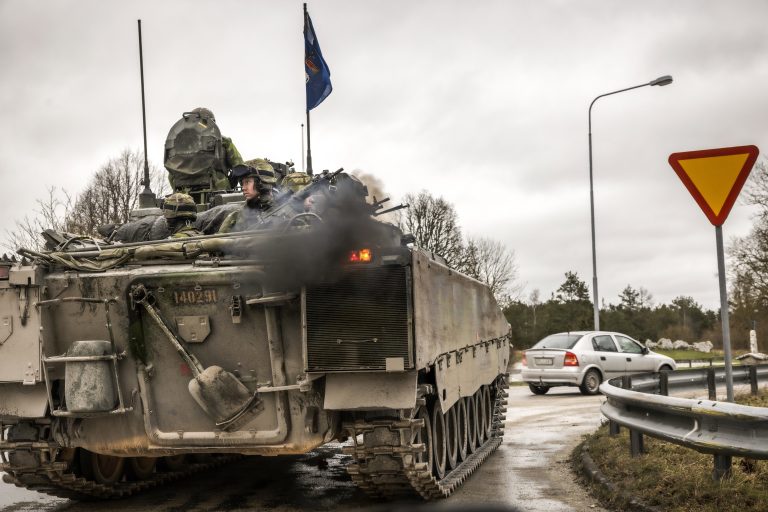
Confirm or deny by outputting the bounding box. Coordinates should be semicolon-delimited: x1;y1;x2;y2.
588;75;673;331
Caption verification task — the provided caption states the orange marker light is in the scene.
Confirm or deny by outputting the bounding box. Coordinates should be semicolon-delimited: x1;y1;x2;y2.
348;249;373;263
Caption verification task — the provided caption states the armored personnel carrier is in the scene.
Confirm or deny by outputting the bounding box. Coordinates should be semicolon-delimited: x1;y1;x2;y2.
0;171;511;500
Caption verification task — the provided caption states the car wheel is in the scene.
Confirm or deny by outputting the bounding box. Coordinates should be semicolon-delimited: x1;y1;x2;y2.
659;365;673;373
579;369;602;395
528;384;549;395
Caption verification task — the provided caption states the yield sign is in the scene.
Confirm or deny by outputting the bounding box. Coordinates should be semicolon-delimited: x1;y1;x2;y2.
668;145;760;226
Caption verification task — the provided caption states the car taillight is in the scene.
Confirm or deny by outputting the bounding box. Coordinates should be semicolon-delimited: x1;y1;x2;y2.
0;267;8;280
521;353;527;367
564;351;579;367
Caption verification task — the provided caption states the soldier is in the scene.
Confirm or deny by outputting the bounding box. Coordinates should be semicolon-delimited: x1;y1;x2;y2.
282;171;312;194
164;107;243;194
275;171;315;221
218;159;278;233
163;193;203;238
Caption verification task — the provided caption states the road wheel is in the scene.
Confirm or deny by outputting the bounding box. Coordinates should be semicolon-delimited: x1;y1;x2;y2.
446;405;459;470
579;369;602;395
126;457;156;481
659;365;673;373
431;401;447;479
85;452;125;485
474;391;487;444
528;384;550;395
482;386;493;440
456;398;468;462
465;396;478;454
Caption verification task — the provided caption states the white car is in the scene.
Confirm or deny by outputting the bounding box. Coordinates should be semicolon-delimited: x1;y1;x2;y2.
521;331;676;395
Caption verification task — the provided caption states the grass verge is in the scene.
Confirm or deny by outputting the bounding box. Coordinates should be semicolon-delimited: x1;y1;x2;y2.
653;349;748;362
579;391;768;512
653;349;723;361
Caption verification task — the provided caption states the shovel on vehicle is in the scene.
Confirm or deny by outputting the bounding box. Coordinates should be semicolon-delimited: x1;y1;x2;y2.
133;286;262;430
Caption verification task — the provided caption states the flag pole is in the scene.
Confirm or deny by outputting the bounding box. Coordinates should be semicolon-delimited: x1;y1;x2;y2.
303;3;314;176
301;123;305;173
306;111;313;176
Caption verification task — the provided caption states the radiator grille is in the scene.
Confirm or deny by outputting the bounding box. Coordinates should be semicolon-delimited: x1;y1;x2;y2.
305;266;412;372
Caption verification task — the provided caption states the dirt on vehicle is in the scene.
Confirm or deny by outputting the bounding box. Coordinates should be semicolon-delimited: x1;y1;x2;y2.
0;170;511;501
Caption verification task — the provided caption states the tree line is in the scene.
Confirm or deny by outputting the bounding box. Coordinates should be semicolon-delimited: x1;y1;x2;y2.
504;272;720;349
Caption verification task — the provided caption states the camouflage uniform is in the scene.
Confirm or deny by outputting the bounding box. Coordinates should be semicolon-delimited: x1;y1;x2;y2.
218;159;278;233
163;192;204;238
215;136;244;189
282;172;312;193
218;205;268;233
169;224;203;238
171;135;243;192
166;108;243;192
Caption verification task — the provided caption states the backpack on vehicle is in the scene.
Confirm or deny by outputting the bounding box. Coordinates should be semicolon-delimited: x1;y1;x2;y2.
164;110;226;190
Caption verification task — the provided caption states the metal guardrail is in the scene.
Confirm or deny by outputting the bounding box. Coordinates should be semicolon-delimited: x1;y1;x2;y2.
673;357;724;368
600;364;768;479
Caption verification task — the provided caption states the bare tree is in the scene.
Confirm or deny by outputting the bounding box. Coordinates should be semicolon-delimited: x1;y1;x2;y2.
4;149;164;250
730;216;768;297
731;160;768;298
397;191;465;268
745;160;768;216
464;237;521;300
638;287;654;309
4;187;74;251
396;190;521;302
67;149;161;235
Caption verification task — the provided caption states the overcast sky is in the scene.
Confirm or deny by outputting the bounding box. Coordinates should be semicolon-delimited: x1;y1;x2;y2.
1;0;767;309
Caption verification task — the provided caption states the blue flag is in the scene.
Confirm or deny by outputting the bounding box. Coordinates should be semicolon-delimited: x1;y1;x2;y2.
304;11;332;111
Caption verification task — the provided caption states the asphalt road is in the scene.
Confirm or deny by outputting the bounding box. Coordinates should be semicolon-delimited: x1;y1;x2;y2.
0;386;607;512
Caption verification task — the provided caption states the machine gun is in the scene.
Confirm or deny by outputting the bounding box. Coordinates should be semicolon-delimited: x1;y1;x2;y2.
262;167;345;221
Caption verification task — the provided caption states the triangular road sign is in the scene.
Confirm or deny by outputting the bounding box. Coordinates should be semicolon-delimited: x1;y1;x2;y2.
669;145;760;226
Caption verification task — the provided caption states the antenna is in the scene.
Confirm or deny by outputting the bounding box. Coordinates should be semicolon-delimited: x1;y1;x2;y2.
137;19;156;208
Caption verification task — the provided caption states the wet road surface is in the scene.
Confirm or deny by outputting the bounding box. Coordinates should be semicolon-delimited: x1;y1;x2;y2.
0;386;607;512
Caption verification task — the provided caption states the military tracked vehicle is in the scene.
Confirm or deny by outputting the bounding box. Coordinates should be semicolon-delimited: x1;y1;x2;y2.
0;171;511;501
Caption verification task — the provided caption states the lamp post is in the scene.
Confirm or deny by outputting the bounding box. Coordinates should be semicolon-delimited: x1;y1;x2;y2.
588;75;673;331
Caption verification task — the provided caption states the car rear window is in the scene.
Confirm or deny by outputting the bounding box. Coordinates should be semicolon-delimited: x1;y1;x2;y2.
531;333;582;350
592;335;618;352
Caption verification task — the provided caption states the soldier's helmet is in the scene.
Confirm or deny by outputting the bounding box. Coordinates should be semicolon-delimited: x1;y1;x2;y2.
191;107;215;121
283;172;312;193
163;193;197;220
233;159;277;192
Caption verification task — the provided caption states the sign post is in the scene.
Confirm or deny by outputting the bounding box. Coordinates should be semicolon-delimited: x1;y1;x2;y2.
668;145;759;402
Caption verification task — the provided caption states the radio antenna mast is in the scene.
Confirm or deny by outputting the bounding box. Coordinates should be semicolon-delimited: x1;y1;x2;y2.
137;19;156;208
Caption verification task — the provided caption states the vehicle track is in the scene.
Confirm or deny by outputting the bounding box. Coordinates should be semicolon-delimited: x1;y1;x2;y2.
1;449;237;500
343;375;508;499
